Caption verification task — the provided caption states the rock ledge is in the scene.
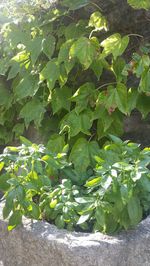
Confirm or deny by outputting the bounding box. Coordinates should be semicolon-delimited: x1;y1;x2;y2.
0;204;150;266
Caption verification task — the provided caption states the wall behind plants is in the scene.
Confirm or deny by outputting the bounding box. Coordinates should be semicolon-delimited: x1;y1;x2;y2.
0;0;149;154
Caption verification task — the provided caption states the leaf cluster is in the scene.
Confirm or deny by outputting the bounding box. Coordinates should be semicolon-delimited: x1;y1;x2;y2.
0;136;150;234
0;0;149;149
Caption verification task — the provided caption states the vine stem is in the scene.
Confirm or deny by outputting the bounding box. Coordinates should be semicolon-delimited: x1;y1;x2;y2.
96;82;117;91
90;2;103;12
89;29;98;39
128;33;143;38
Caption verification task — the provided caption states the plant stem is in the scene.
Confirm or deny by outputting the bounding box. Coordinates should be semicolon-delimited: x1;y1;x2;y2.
96;82;117;91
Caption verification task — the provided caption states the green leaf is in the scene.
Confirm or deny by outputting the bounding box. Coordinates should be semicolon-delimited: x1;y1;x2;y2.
115;83;128;114
127;88;138;115
55;215;65;229
8;210;22;231
7;61;20;80
101;34;129;59
97;111;124;139
0;80;10;106
89;11;107;31
47;134;65;154
128;0;150;9
69;138;99;172
85;177;101;187
19;99;46;127
58;40;75;74
60;110;93;137
137;94;150;118
12;123;25;138
42;35;56;59
127;196;142;226
0;162;4;172
77;213;91;224
70;37;97;69
40;59;60;90
16;186;26;202
139;69;150;93
112;57;126;82
65;20;88;40
62;0;90;10
28;202;40;219
90;58;103;80
14;74;39;100
19;136;32;146
8;27;31;47
71;82;95;113
95;207;105;227
0;173;10;191
51;86;72;114
28;36;43;65
58;64;68;87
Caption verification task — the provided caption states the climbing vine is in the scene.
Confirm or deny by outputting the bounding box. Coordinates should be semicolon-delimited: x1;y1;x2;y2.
0;0;149;158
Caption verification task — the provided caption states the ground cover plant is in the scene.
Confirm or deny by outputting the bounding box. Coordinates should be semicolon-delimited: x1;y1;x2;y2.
0;135;150;234
0;0;150;234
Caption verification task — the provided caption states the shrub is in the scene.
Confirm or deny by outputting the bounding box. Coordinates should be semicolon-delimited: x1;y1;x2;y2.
0;136;150;234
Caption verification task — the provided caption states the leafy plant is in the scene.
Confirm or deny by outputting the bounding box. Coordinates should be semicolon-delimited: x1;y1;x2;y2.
0;136;150;234
0;0;149;153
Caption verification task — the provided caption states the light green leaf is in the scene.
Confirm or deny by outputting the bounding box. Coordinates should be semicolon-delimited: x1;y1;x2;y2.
28;36;43;65
101;34;129;59
42;35;56;59
40;59;60;90
85;177;101;187
51;86;72;114
128;0;150;9
19;99;46;128
0;162;4;172
89;11;107;31
70;37;97;69
14;74;39;100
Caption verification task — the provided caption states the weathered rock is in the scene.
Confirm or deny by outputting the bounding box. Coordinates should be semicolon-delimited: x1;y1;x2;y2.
0;203;150;266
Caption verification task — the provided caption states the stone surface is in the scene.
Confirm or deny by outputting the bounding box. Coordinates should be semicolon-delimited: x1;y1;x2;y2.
0;203;150;266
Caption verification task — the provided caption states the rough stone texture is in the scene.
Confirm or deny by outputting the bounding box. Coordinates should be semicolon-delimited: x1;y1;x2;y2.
0;204;150;266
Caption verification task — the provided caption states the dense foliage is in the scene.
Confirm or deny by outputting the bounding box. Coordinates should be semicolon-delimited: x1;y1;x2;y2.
0;136;150;233
0;0;149;147
0;0;150;234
